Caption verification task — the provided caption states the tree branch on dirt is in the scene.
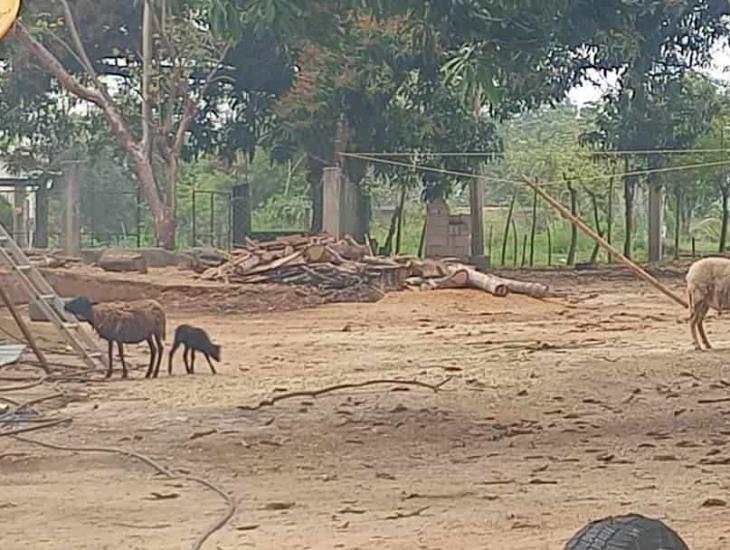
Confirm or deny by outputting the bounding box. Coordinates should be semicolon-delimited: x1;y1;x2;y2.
384;506;430;520
12;435;236;550
237;377;454;411
0;418;71;437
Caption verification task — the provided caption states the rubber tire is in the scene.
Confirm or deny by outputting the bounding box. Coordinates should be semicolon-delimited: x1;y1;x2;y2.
565;514;689;550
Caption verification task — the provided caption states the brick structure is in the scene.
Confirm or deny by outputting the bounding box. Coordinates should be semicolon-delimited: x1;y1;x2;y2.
424;199;471;259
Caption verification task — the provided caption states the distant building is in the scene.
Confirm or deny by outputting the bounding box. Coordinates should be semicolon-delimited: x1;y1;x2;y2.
424;199;471;260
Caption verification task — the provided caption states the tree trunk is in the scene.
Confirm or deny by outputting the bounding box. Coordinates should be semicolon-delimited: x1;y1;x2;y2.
395;185;407;255
566;180;578;266
521;234;528;267
381;206;399;256
529;189;537;267
418;214;427;258
501;191;517;266
589;191;602;264
623;161;636;259
469;178;485;259
720;186;729;254
141;0;153;158
487;224;494;266
674;185;681;260
307;158;324;233
158;207;176;251
353;184;371;242
607;175;614;263
546;223;552;267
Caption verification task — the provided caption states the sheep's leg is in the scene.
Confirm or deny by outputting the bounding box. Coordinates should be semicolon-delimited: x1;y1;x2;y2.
690;317;702;351
698;319;712;349
151;334;164;378
692;302;711;350
190;350;196;374
182;346;191;374
106;341;114;378
117;342;128;379
204;353;217;375
168;341;180;375
144;337;157;378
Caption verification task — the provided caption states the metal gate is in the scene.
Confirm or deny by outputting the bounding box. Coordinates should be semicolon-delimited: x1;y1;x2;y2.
190;189;233;249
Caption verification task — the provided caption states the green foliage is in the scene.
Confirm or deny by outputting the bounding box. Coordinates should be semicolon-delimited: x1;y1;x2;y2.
4;0;730;252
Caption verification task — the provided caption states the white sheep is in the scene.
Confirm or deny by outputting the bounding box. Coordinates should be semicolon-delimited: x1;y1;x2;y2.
686;257;730;350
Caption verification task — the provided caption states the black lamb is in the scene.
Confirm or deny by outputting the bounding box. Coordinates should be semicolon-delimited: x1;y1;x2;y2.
65;296;166;379
168;324;221;375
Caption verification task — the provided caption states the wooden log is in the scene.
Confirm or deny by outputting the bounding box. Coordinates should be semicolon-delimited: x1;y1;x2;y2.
241;251;305;276
409;258;449;279
274;234;313;247
329;238;370;261
426;265;547;298
447;264;548;298
305;245;346;265
360;256;401;268
305;244;328;263
98;249;148;274
431;266;508;296
451;268;508;297
488;275;549;298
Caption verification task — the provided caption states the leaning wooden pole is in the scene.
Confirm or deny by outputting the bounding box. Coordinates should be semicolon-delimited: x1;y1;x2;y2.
0;286;50;373
521;177;688;309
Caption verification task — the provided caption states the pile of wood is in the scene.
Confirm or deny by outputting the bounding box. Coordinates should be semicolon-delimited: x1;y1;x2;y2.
200;235;409;296
199;234;550;301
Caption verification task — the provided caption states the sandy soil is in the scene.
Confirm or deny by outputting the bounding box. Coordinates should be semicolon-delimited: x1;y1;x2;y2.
3;269;730;549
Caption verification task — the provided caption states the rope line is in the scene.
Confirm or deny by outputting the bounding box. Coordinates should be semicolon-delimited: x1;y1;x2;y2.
341;152;730;189
351;148;730;158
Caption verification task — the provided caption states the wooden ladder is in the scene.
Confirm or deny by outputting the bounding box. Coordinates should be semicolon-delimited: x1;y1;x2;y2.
0;224;105;370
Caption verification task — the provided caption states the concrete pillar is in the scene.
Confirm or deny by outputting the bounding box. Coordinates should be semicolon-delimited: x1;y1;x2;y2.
322;167;342;238
231;183;251;246
647;183;663;262
12;182;26;248
34;183;49;249
469;177;486;267
61;160;82;256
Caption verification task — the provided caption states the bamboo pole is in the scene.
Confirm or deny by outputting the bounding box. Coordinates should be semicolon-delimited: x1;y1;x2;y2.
521;177;688;309
501;191;517;265
0;286;50;373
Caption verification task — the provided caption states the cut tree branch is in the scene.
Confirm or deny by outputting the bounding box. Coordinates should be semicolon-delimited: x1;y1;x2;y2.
237;377;453;411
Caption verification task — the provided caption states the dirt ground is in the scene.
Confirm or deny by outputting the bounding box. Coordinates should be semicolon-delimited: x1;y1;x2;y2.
3;268;730;550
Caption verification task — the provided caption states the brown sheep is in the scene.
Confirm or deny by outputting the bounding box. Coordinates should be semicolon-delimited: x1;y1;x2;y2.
65;297;166;378
686;257;730;350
